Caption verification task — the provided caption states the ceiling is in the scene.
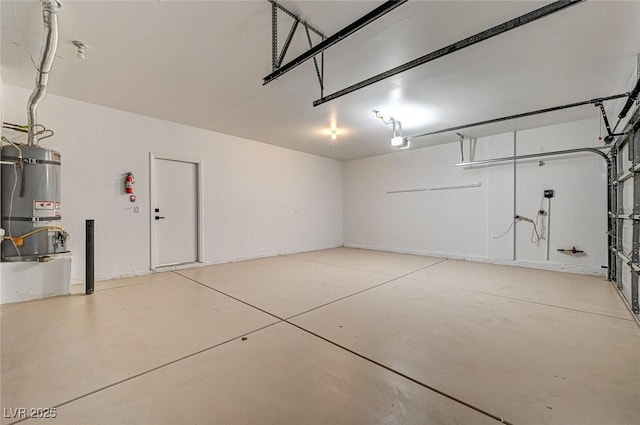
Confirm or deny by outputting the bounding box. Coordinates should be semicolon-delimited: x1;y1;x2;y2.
2;0;639;161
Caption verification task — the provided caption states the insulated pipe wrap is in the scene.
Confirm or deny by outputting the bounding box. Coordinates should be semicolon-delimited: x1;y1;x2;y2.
27;0;61;145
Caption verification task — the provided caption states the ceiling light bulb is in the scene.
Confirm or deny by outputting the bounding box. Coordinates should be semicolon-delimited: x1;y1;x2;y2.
330;129;337;140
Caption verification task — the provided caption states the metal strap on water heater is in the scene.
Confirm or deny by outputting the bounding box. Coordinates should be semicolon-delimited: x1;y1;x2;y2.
1;216;62;222
2;156;61;166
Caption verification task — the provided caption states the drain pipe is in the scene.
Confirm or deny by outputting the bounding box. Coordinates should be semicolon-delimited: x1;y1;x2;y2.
27;0;61;146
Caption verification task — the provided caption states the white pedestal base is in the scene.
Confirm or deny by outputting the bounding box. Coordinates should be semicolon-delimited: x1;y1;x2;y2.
0;255;72;304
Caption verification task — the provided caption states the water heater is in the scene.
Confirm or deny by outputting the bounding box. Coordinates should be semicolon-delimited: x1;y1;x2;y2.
1;144;69;261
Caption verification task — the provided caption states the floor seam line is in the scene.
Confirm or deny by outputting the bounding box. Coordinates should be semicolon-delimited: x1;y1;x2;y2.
174;271;286;321
8;271;289;425
5;321;281;425
281;254;400;277
282;254;449;277
286;258;449;320
282;320;513;425
402;276;634;322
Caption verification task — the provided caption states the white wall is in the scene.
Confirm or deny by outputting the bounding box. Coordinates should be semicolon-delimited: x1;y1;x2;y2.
0;81;609;283
344;117;608;275
1;84;343;283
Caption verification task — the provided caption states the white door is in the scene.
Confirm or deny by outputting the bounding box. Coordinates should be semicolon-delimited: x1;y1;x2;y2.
152;157;199;268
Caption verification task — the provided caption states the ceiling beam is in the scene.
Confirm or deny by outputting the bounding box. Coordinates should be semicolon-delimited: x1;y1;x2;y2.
312;0;585;107
263;0;409;85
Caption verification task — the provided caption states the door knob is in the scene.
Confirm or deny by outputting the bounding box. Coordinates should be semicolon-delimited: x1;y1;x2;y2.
155;216;165;220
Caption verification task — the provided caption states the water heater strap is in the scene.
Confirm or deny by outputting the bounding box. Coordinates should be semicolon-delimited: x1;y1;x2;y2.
1;156;61;166
2;216;62;222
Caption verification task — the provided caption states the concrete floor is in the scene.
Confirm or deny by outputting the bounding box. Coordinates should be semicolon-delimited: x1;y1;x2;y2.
1;248;639;425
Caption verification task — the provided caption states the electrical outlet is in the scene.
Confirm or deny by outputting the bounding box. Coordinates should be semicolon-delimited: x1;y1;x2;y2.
133;206;140;214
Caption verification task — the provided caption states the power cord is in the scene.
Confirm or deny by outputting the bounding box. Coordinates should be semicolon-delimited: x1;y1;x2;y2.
493;219;517;239
493;212;545;244
530;196;547;245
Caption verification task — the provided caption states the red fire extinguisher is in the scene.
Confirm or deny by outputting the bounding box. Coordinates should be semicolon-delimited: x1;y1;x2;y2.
125;172;135;193
125;172;136;202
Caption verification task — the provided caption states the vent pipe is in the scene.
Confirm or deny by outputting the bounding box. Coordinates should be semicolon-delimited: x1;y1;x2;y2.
27;0;61;146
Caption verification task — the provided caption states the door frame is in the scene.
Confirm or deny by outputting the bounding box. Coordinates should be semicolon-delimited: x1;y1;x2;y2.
149;152;204;270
